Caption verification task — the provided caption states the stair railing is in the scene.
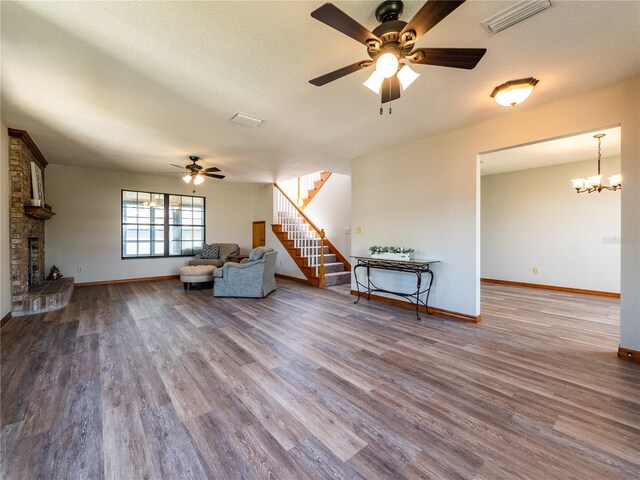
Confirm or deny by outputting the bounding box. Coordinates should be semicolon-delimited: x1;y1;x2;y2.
299;172;322;197
274;183;326;285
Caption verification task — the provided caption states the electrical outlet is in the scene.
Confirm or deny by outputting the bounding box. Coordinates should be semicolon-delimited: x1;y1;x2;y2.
533;267;539;274
77;266;83;273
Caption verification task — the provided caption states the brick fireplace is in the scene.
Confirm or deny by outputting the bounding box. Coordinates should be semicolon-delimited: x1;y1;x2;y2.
8;128;73;315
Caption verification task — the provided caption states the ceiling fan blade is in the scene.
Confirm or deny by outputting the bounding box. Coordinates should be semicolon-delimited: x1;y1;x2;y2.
170;163;185;169
204;166;221;173
204;173;226;179
400;0;465;42
381;76;401;104
311;3;379;45
409;47;486;69
310;60;372;86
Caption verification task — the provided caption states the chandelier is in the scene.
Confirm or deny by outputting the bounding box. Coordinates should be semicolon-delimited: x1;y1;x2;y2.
571;134;621;193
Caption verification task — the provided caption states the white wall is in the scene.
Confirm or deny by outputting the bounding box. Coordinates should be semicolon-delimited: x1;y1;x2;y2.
351;77;639;351
481;157;620;292
45;164;264;283
0;122;10;318
301;173;351;260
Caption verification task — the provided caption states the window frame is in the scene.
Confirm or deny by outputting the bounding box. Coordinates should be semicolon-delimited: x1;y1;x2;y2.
121;189;206;260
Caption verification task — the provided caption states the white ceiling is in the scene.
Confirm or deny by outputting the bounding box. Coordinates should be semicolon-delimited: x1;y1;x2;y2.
480;126;621;176
1;1;639;183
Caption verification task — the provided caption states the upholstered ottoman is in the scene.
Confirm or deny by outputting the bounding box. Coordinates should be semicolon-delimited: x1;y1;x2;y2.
179;265;216;290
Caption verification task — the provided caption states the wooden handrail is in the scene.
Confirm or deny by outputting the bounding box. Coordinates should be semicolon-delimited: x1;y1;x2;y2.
273;182;351;272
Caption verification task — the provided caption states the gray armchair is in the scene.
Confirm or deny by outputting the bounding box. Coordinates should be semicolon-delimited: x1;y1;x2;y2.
213;247;277;298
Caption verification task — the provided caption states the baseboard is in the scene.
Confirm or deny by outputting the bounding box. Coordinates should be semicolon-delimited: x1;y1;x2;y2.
618;346;640;363
275;273;313;286
75;275;180;287
349;290;481;323
481;278;620;298
1;311;11;327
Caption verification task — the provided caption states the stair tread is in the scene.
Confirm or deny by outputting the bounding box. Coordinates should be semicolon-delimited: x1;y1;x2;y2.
324;271;351;277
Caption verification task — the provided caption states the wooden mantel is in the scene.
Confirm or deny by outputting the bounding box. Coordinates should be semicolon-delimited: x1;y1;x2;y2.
8;128;48;169
23;205;56;220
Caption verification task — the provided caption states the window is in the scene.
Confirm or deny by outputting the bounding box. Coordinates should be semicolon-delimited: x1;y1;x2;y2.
122;190;205;258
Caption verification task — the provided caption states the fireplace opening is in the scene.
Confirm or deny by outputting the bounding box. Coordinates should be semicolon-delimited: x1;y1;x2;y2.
28;237;40;288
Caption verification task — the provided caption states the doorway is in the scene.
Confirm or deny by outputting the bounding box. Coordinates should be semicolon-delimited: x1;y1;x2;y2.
252;221;266;248
479;126;621;294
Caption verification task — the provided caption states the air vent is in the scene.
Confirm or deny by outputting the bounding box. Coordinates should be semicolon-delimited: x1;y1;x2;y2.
482;0;553;34
230;113;263;127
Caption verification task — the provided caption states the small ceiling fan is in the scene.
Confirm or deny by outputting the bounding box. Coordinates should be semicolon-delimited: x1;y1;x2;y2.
171;156;225;189
309;0;486;106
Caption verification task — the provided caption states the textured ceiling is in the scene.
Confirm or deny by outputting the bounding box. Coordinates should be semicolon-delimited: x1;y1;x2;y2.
480;126;621;176
1;1;639;183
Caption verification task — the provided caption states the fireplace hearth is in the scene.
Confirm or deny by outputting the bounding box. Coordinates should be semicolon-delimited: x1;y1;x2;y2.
9;128;71;315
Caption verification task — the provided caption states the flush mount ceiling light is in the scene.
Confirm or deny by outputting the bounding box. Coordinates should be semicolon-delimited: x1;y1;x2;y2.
571;134;621;193
491;77;538;107
309;1;487;113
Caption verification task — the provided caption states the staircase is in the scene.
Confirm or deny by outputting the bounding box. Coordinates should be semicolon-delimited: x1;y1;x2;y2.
273;185;350;287
301;171;332;209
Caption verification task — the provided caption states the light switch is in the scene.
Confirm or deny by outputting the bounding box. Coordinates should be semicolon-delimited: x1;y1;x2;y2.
356;226;362;234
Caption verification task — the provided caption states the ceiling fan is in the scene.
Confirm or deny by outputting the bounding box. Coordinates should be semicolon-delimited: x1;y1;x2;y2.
171;156;225;189
309;0;486;106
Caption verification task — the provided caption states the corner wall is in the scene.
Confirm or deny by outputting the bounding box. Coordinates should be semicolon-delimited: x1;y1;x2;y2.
0;122;10;318
351;77;639;351
481;157;621;293
45;164;263;283
303;173;351;260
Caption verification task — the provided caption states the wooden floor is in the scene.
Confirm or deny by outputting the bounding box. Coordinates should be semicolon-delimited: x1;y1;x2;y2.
1;280;638;479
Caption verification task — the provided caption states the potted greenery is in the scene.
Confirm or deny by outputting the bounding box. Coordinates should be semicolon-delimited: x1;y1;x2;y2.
369;246;414;261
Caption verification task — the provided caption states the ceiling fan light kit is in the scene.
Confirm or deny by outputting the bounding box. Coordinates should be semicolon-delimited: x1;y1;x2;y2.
363;70;385;94
571;134;621;193
491;77;538;107
376;52;400;78
396;64;420;90
309;0;487;111
172;155;225;191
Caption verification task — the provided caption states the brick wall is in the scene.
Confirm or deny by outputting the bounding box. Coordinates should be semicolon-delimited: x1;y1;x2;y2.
9;133;47;312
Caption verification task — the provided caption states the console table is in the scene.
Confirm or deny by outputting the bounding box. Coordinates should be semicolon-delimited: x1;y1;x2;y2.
351;256;439;320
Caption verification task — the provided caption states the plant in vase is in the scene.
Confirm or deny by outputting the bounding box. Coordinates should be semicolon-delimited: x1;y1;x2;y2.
369;246;415;260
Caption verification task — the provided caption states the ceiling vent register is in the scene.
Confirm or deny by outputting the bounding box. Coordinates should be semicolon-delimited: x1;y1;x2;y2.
230;113;263;127
482;0;553;34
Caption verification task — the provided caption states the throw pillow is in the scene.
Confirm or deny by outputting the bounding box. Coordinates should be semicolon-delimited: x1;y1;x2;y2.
248;247;266;261
201;243;220;259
